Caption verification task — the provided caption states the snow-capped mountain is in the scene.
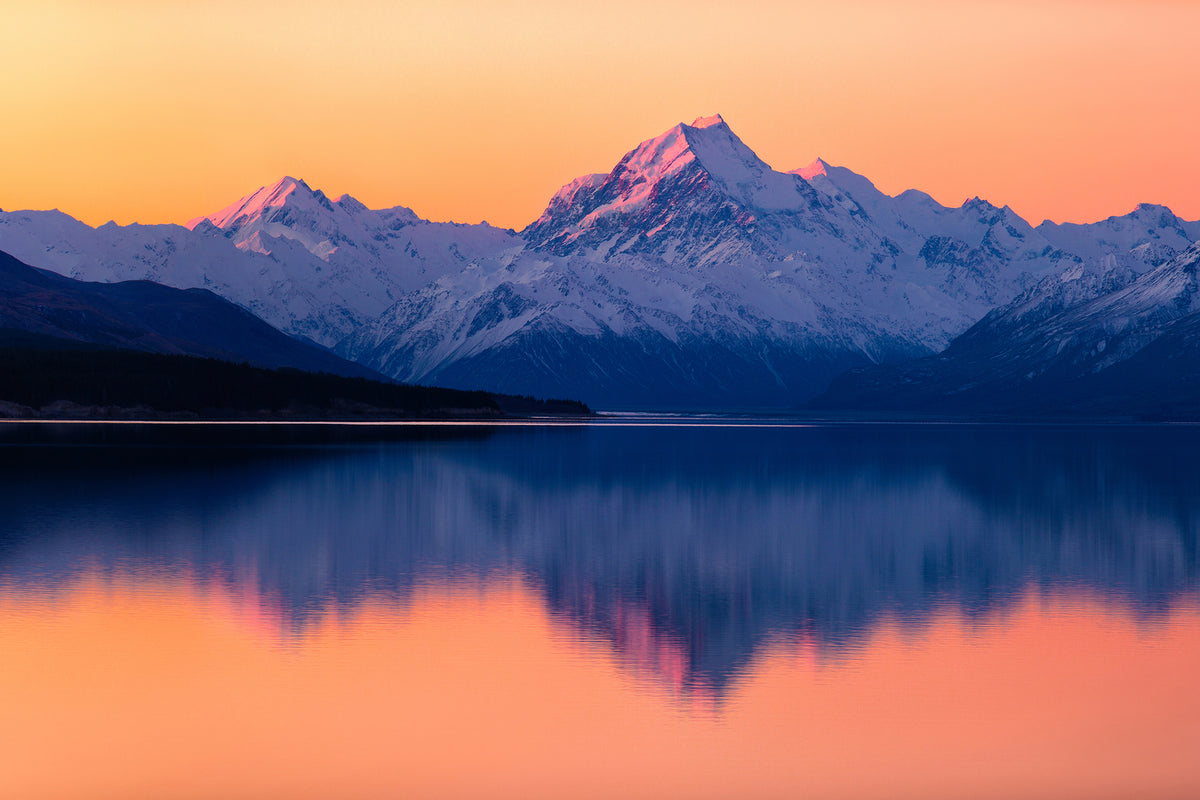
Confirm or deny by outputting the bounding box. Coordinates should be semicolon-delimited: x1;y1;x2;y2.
0;249;378;378
0;179;519;347
186;176;522;299
343;116;938;406
2;115;1197;408
814;241;1200;416
340;116;1192;406
523;114;830;262
1036;203;1200;274
797;157;1080;303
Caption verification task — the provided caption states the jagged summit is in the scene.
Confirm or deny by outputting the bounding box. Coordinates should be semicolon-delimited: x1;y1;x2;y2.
335;193;368;214
961;196;1000;211
611;113;769;197
184;176;351;262
793;158;831;180
188;176;312;230
187;176;379;235
524;114;819;254
689;113;727;129
187;177;364;231
1036;203;1200;261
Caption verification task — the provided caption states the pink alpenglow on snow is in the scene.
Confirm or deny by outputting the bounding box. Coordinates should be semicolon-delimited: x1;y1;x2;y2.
690;114;726;129
793;159;831;180
188;177;311;231
536;113;813;234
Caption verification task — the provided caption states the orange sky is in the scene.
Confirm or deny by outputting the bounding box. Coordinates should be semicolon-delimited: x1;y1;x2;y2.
2;0;1198;230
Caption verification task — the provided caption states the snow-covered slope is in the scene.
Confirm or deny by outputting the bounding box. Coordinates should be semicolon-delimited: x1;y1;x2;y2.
523;114;827;262
815;242;1200;416
186;176;521;297
3;116;1197;408
340;248;921;407
343;117;1194;406
344;117;946;405
0;179;520;347
0;209;366;345
0;248;379;378
1036;203;1200;274
798;158;1053;253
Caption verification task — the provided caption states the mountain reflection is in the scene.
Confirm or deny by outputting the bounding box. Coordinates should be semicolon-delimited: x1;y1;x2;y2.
0;422;1197;693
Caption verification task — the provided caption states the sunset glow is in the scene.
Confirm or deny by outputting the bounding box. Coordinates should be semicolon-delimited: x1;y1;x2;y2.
3;1;1198;229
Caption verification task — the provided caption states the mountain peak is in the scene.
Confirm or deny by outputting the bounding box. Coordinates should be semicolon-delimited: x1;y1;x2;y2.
689;113;727;130
961;196;1001;213
792;159;830;180
335;193;368;214
187;176;332;230
1130;202;1180;223
524;115;821;255
612;114;806;209
536;115;763;225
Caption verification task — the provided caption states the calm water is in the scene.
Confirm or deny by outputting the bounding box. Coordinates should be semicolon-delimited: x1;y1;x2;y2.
1;420;1198;799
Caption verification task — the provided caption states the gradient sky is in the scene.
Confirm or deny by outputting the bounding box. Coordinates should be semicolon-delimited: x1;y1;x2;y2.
2;0;1198;229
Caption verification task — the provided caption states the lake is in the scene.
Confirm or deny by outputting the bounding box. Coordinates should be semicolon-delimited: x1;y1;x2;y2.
1;419;1198;799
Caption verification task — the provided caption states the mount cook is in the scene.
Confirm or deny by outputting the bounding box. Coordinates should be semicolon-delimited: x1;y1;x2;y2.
2;115;1196;408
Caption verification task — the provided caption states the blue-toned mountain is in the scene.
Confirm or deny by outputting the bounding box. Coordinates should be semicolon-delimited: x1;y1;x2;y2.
343;117;1149;407
0;249;376;378
3;116;1196;408
814;241;1200;417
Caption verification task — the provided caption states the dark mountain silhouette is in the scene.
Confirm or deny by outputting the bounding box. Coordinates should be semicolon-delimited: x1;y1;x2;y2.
0;248;378;378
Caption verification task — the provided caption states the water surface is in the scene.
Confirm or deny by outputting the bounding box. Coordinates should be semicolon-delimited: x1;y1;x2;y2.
1;421;1197;798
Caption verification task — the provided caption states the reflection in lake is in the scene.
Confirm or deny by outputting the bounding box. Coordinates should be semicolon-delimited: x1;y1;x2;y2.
0;422;1198;797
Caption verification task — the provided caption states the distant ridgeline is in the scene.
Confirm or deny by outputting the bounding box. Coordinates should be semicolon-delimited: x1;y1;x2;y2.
812;241;1200;420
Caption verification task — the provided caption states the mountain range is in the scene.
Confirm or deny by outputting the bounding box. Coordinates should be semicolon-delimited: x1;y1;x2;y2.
2;115;1197;410
0;249;373;378
0;250;593;419
814;241;1200;417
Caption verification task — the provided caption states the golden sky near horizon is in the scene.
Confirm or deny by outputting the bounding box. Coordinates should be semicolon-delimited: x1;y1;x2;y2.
2;0;1198;230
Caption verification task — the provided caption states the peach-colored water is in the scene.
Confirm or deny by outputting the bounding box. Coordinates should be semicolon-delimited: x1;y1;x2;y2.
3;573;1197;800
